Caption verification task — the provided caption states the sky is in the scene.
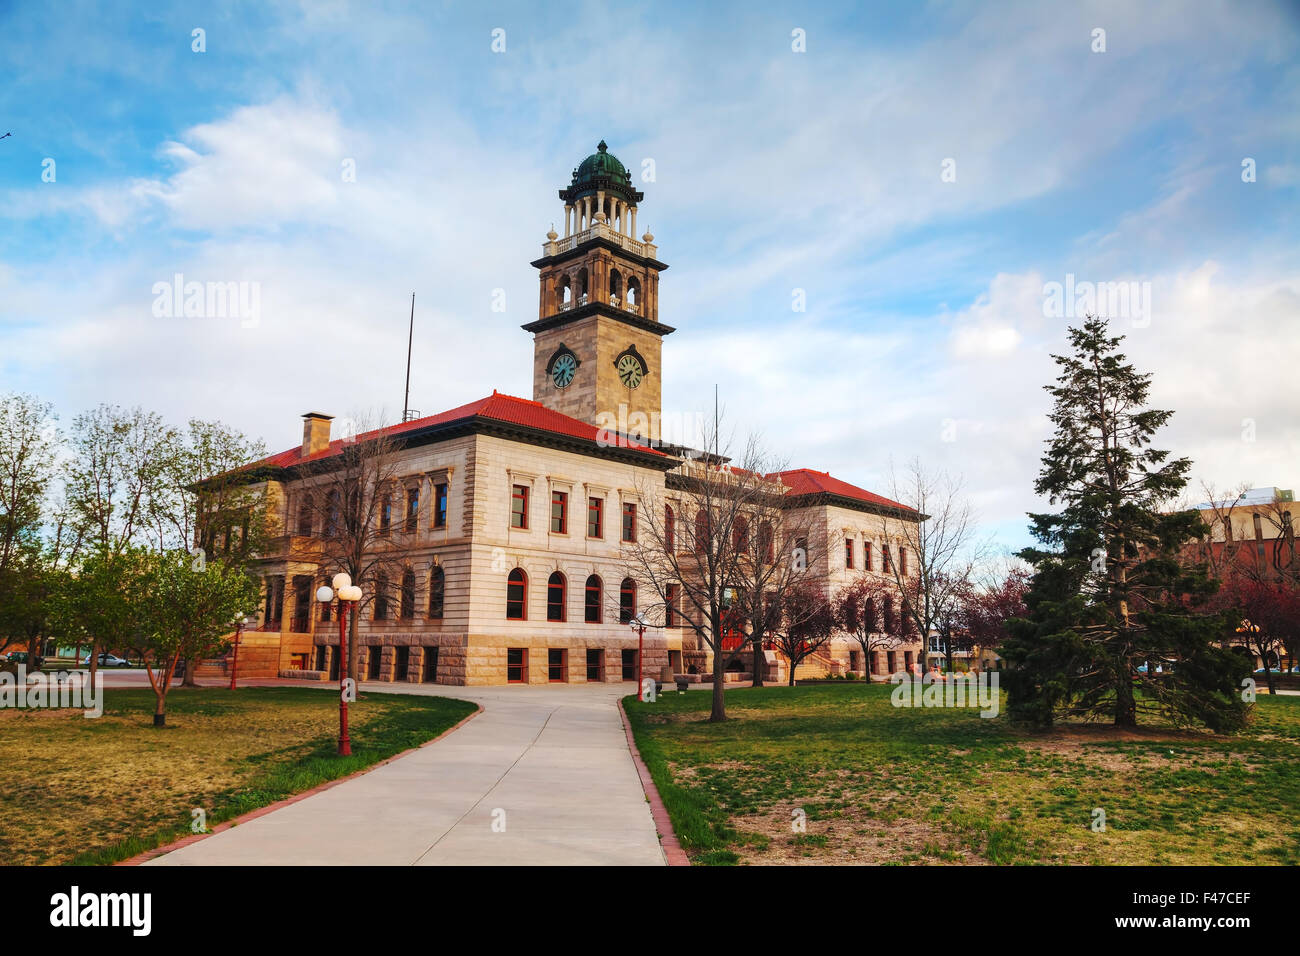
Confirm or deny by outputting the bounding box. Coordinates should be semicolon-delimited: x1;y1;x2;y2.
1;0;1298;556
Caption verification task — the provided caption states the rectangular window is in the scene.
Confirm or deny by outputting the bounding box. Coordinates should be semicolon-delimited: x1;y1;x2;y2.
665;584;678;628
621;649;638;681
548;648;567;683
511;484;529;529
422;646;439;682
900;547;908;576
395;646;410;681
864;542;873;571
379;495;392;534
405;487;419;533
883;544;892;572
507;647;527;683
434;483;448;528
587;496;603;538
586;648;603;682
845;539;855;569
622;502;637;543
551;491;568;534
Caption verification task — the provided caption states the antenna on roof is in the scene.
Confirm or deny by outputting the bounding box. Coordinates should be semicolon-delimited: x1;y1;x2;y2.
402;293;419;422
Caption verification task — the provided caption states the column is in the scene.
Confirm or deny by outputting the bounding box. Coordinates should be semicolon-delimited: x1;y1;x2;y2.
630;205;637;239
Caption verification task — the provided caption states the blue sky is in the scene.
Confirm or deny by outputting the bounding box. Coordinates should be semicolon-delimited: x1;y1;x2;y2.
2;0;1298;554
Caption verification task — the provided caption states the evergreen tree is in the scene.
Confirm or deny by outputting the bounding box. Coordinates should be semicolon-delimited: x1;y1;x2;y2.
1003;317;1248;731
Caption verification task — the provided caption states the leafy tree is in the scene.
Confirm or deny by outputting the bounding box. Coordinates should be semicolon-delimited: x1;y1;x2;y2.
139;550;261;726
54;546;153;686
0;393;59;654
1003;317;1248;731
959;565;1030;668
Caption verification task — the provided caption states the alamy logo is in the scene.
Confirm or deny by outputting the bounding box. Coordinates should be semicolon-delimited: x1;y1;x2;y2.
890;670;1000;718
1042;273;1151;326
151;273;261;328
49;886;151;936
0;665;102;718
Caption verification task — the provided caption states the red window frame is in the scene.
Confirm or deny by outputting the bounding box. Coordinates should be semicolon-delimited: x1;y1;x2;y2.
511;484;529;529
507;647;527;683
900;547;907;576
622;502;637;543
883;544;892;572
845;539;855;569
587;496;603;538
619;578;636;624
547;571;566;621
548;648;567;682
665;584;678;628
664;506;675;551
864;542;873;571
429;566;445;619
551;490;568;534
585;575;602;623
506;568;527;620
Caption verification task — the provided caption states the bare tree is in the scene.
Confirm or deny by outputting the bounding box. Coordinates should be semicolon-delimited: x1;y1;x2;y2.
768;577;836;686
289;413;419;681
880;459;986;673
834;575;909;680
626;427;780;722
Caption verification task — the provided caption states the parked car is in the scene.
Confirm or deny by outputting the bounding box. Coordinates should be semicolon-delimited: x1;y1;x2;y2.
79;653;133;668
2;651;44;669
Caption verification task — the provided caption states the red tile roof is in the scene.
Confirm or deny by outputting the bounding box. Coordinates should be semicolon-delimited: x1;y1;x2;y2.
773;468;916;513
248;391;665;471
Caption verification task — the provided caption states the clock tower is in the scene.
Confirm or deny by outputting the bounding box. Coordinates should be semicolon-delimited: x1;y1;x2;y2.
526;140;672;445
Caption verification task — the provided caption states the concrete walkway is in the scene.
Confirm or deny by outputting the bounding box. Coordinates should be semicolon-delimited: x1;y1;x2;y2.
148;682;666;866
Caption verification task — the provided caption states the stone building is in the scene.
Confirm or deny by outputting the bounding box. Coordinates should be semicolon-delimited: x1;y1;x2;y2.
223;141;924;685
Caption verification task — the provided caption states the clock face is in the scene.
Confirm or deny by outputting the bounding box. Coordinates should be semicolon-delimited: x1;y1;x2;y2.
552;352;577;388
616;353;644;388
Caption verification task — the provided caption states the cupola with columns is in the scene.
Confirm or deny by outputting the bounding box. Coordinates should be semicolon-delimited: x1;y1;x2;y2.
525;140;672;444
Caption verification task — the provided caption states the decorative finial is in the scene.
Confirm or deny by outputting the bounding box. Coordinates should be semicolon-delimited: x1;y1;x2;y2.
641;230;654;243
597;140;608;152
546;224;558;240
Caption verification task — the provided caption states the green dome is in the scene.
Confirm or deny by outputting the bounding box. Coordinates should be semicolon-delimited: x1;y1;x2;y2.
560;140;643;204
575;140;628;185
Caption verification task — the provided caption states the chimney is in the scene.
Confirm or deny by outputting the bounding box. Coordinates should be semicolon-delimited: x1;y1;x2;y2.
301;412;334;457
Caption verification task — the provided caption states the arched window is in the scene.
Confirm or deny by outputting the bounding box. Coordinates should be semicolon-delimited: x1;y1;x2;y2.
547;571;566;622
577;267;589;304
619;578;637;624
609;269;622;305
400;568;415;619
374;572;389;620
758;520;774;564
298;494;313;536
733;516;749;554
585;574;603;623
626;276;641;309
664;505;675;552
506;568;527;620
429;566;445;619
559;275;572;310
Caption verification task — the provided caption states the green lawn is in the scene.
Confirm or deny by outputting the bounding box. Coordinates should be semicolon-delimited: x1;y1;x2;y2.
0;687;476;865
624;683;1300;866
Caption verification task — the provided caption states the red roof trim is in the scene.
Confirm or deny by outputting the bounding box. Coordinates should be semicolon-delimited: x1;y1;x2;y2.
773;468;916;513
246;392;665;471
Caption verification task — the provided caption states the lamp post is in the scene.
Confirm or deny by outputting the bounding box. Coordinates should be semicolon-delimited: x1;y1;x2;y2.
629;612;648;693
228;615;254;691
318;573;362;756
